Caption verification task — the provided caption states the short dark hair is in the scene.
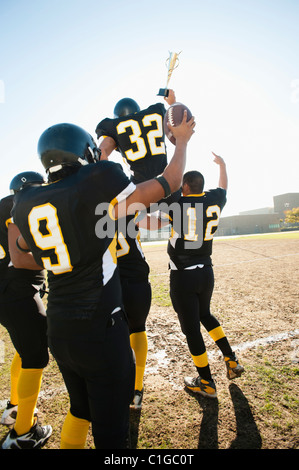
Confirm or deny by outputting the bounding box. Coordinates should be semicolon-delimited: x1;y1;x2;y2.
183;171;205;193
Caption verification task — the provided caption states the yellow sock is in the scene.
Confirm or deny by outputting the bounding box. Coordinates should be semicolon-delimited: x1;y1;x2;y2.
208;326;225;342
14;368;43;436
130;331;148;391
191;351;209;369
10;352;22;406
60;411;90;449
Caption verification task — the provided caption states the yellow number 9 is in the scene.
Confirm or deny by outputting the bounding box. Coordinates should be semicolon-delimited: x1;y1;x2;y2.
28;203;73;274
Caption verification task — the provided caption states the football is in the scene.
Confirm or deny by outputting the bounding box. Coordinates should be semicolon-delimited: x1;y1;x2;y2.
164;102;192;145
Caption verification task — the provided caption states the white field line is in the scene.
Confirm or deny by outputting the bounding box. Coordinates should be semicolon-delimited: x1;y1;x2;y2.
208;329;299;360
146;329;299;376
1;329;298;409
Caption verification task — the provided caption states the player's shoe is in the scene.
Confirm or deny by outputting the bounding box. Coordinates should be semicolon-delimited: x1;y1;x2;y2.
130;389;143;410
0;401;39;426
1;402;18;426
224;353;245;380
1;422;52;449
184;376;217;398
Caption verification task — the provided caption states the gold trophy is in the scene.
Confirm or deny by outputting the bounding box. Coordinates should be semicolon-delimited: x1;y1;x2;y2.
158;51;181;97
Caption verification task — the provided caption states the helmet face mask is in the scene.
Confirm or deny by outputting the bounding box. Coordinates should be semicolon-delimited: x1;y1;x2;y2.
84;144;101;165
113;98;140;118
38;123;101;174
9;171;45;194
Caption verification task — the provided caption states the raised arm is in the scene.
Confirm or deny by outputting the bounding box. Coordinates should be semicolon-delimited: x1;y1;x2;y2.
114;110;195;218
212;152;228;190
164;89;176;106
99;136;117;161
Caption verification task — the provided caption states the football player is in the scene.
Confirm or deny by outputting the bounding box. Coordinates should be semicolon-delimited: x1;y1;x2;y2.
95;92;178;410
95;91;176;183
146;153;244;398
116;214;151;410
10;114;195;448
0;172;52;449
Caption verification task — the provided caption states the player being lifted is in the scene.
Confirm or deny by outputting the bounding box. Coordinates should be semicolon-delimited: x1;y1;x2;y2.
95;91;176;183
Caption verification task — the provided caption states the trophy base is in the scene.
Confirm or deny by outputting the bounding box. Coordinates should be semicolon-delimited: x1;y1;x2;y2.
157;88;169;97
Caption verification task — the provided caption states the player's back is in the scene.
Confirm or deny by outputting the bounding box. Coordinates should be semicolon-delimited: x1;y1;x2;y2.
12;161;130;297
96;103;167;183
167;188;227;268
12;161;135;337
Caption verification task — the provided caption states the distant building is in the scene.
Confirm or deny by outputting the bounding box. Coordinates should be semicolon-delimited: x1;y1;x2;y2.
273;193;299;220
216;213;280;237
216;192;299;237
239;207;274;215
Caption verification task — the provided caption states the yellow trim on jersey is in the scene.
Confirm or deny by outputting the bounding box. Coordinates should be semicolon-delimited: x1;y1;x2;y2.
108;197;118;221
116;232;130;258
209;326;225;342
0;245;6;259
5;217;12;228
108;232;117;265
102;232;118;286
191;351;209;368
185;193;205;197
108;182;136;221
161;212;172;223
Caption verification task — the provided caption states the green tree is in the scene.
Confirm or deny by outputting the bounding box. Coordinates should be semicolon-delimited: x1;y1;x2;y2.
284;207;299;224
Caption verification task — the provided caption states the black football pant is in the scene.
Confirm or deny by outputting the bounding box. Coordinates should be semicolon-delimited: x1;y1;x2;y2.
120;277;152;333
0;291;48;369
170;266;221;357
48;310;135;449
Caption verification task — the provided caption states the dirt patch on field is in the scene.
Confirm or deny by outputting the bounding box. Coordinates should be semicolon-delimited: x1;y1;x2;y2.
0;236;298;450
131;237;299;449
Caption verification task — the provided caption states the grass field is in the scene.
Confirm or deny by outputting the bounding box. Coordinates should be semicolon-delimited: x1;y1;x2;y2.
0;232;298;450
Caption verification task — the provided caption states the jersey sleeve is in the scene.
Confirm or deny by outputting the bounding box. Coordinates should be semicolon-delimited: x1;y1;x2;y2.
148;102;166;117
210;188;227;210
95;118;115;139
0;197;13;271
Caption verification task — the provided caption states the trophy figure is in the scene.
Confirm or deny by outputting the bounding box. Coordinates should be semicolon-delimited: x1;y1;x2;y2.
158;51;181;97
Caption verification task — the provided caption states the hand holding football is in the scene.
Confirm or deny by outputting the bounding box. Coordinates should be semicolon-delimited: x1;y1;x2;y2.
164;102;192;145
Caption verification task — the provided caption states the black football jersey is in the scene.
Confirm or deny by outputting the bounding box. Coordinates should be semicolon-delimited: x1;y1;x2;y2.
166;188;227;269
0;195;13;276
12;161;135;313
0;194;44;289
116;215;150;281
96;103;167;183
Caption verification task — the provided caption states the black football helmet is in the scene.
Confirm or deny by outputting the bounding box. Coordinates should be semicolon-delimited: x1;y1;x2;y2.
9;171;45;194
113;98;140;118
37;123;101;172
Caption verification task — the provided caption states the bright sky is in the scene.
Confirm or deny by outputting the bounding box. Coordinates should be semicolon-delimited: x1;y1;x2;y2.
0;0;298;216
